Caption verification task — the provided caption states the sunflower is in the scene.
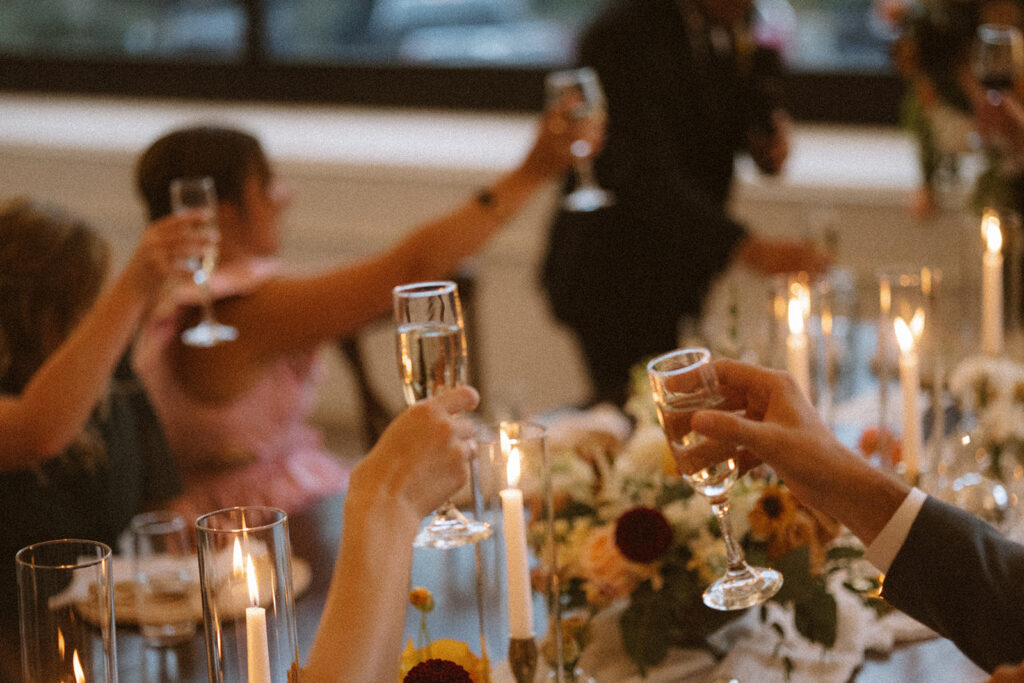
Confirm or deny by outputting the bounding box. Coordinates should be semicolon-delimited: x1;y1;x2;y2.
398;639;487;683
748;483;798;539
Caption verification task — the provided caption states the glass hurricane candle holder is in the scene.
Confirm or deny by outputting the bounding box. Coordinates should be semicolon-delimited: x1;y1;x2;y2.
16;538;117;682
195;506;299;683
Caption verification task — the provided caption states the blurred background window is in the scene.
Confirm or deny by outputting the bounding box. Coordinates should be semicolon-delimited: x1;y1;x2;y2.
0;0;902;122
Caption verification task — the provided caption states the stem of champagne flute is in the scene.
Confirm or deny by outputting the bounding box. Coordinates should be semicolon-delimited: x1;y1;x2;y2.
573;156;598;190
710;497;746;573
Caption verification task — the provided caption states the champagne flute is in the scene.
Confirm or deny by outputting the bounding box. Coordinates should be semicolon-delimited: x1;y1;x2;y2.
393;280;492;549
974;23;1024;94
545;67;615;213
647;348;782;610
170;176;238;347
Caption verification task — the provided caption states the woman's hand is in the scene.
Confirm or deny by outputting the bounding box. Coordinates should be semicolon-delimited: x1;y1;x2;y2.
519;92;607;181
349;385;480;520
122;211;216;298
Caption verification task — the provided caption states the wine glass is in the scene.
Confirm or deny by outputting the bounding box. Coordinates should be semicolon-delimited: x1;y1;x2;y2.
974;23;1024;94
647;348;782;610
545;67;615;213
393;280;492;549
170;176;238;347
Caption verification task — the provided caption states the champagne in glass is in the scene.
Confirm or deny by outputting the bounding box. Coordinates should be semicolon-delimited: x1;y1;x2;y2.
397;320;468;406
170;176;238;347
393;280;491;549
545;67;615;213
648;348;782;610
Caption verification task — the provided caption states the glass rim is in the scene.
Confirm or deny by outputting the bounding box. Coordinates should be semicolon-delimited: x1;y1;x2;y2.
194;505;288;535
15;538;112;570
392;280;457;298
646;347;711;377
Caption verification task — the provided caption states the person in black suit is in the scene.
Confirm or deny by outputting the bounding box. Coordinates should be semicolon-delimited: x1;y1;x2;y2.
689;358;1024;675
541;0;829;407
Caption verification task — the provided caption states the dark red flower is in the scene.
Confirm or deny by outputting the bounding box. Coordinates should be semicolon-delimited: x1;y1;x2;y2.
614;506;673;564
403;658;474;683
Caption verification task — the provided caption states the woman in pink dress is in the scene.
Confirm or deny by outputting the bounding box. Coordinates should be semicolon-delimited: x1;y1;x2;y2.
131;101;599;517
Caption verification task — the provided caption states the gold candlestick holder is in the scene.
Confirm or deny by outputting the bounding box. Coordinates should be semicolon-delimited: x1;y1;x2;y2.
509;637;538;683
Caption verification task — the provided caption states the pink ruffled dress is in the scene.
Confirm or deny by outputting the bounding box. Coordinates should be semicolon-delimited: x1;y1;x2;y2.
131;258;352;520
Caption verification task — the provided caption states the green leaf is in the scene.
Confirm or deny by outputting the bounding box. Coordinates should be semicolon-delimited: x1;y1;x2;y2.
793;589;838;648
620;585;674;674
825;546;863;562
768;547;816;604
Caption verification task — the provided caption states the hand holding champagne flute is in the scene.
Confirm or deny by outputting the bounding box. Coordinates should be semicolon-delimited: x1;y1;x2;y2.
393;280;492;549
545;66;615;213
647;348;782;610
169;176;238;347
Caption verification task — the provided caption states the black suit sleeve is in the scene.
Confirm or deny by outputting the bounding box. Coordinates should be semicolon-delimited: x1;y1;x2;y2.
881;496;1024;672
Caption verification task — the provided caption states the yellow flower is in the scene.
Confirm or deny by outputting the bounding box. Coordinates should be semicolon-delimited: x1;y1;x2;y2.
409;587;434;613
748;484;798;539
398;638;488;683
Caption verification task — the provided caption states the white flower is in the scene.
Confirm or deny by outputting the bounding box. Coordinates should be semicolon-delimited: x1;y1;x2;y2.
616;425;672;480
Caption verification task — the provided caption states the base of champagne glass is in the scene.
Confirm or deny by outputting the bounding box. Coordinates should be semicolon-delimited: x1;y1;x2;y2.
703;564;782;611
181;321;238;347
562;186;614;213
413;512;492;550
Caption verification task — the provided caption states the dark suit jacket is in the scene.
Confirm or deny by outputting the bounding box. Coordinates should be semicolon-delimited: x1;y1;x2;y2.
541;0;781;374
882;495;1024;672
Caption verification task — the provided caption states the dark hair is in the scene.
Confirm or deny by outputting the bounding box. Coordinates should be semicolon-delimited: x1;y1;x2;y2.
135;125;271;220
0;197;109;394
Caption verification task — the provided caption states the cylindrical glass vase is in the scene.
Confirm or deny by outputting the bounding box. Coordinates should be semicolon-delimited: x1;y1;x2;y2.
16;538;117;682
195;506;299;683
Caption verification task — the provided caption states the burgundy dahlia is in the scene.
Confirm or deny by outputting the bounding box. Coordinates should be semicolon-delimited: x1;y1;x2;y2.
614;506;673;563
403;658;473;683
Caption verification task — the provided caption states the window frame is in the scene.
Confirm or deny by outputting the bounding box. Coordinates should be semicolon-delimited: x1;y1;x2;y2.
0;56;903;124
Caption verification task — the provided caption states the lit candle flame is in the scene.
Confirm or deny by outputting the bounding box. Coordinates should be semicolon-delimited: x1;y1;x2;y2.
57;627;65;659
787;296;805;336
984;211;1003;253
72;649;85;683
894;316;915;354
246;554;260;606
910;307;925;340
506;446;521;489
232;537;244;577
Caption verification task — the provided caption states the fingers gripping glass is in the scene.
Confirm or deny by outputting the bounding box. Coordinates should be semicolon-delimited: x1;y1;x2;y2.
170;176;238;347
545;67;615;213
393;280;492;549
647;348;782;610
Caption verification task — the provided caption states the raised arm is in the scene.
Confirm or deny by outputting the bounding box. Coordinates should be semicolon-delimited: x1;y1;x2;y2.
181;102;601;399
303;386;479;683
0;211;209;469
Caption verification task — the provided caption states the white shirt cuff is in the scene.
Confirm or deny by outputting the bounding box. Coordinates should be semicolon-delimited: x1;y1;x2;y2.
863;487;928;574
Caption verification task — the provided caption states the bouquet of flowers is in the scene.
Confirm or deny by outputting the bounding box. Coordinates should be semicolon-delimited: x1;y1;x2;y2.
519;373;881;677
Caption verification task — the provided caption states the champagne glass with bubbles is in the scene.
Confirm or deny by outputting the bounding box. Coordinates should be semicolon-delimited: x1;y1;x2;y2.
647;348;782;610
170;176;238;347
393;280;492;549
545;67;615;212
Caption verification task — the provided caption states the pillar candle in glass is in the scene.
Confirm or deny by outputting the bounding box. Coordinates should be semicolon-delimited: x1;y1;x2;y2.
894;312;924;484
16;539;117;682
195;506;298;683
982;209;1005;357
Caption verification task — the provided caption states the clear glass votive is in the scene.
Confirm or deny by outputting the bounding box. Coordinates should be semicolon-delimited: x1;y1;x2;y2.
16;538;117;682
195;506;299;683
130;510;200;646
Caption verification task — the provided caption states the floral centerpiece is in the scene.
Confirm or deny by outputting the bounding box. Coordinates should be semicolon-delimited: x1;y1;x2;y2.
518;369;882;677
948;354;1024;481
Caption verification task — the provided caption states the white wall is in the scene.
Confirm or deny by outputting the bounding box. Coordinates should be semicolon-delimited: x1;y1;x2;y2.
0;94;978;435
